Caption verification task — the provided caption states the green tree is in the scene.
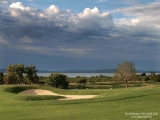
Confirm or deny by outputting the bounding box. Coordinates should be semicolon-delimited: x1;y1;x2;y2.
89;76;95;88
151;71;155;77
25;65;39;84
15;64;25;84
114;61;136;89
4;65;17;84
140;73;146;76
0;72;4;84
156;75;160;82
46;73;69;89
77;78;87;89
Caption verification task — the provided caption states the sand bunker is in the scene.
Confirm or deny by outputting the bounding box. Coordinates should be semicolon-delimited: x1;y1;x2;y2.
19;89;96;100
19;89;59;95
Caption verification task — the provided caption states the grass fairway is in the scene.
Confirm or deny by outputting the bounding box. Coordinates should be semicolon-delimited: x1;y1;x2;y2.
0;84;160;120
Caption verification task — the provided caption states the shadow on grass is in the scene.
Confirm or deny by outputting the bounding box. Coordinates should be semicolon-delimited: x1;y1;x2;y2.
69;84;147;90
107;94;153;101
4;86;39;94
18;95;65;101
94;92;160;102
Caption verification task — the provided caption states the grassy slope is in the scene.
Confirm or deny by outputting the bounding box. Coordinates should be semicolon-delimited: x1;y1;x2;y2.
0;84;160;120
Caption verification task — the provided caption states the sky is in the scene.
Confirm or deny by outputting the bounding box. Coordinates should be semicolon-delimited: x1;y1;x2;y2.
0;0;160;71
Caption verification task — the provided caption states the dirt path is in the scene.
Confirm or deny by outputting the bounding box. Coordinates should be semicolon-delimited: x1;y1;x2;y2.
19;89;97;100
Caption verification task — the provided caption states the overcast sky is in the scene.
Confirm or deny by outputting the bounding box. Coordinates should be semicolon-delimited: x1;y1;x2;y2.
0;0;160;71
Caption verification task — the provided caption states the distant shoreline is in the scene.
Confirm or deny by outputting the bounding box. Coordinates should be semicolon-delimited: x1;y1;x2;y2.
37;70;160;73
1;68;160;73
37;72;159;77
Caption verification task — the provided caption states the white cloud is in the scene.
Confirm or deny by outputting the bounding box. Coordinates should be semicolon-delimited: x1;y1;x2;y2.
114;18;140;26
17;46;53;55
9;2;35;17
113;2;160;26
57;46;95;55
19;36;34;43
45;5;60;14
0;0;7;4
0;37;10;45
115;2;160;15
112;2;160;43
16;45;95;56
10;2;30;11
79;7;100;17
77;7;113;31
131;19;139;24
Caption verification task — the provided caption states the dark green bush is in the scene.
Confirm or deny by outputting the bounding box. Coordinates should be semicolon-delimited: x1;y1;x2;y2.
46;73;69;89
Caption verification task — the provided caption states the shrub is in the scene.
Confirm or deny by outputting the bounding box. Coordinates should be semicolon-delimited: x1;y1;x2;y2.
77;78;87;89
46;73;69;89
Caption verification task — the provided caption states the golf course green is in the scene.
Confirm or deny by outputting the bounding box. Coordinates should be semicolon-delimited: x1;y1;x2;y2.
0;84;159;120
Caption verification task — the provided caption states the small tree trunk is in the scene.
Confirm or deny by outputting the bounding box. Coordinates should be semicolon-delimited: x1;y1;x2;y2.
126;84;128;89
125;79;128;90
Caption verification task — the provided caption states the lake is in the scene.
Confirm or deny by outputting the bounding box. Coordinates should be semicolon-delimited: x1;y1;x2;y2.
37;73;153;77
3;72;153;77
37;73;114;77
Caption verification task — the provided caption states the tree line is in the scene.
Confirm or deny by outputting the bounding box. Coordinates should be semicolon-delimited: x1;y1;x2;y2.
0;61;159;89
0;64;69;89
0;64;39;85
66;61;160;89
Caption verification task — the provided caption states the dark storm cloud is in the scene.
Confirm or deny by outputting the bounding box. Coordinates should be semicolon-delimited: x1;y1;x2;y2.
0;2;114;54
0;3;113;41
